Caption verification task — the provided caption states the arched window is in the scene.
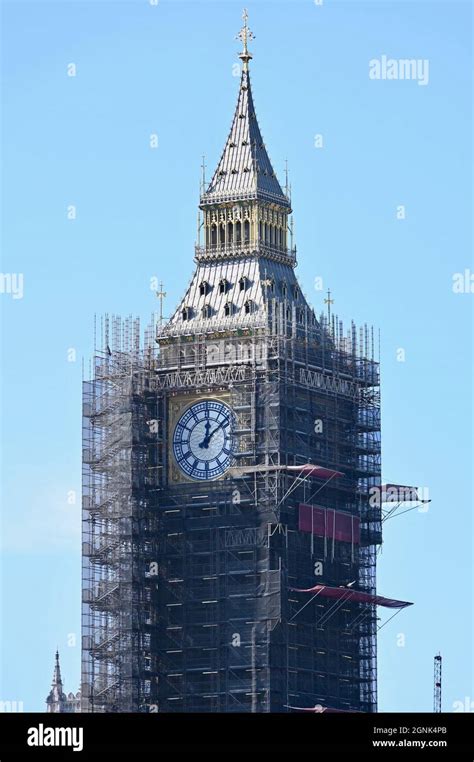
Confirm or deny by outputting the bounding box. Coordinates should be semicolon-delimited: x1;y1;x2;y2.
224;302;233;317
244;220;250;244
211;225;217;246
199;281;209;296
235;221;242;244
182;306;191;321
244;300;253;315
281;282;288;298
219;278;228;294
202;304;212;319
228;221;234;244
239;276;248;292
219;224;225;248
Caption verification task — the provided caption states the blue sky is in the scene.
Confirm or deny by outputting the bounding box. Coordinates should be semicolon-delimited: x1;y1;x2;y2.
1;0;472;712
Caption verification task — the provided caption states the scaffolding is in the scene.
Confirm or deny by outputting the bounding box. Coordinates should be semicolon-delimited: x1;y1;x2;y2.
82;316;161;712
82;304;382;712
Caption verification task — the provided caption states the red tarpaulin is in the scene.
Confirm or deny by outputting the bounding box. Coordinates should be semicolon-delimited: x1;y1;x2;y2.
290;583;413;609
287;705;361;714
299;504;360;544
286;465;344;480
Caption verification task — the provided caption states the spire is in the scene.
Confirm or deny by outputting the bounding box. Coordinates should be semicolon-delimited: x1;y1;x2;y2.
163;11;307;338
46;650;67;712
52;649;63;688
201;10;290;210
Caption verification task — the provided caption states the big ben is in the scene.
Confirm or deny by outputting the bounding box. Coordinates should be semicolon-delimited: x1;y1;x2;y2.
81;11;395;714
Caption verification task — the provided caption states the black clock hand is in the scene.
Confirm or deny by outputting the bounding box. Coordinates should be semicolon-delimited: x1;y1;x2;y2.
207;416;230;443
198;419;212;449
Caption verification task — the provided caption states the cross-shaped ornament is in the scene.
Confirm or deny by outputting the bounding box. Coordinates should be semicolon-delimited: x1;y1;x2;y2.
237;8;255;68
155;282;167;326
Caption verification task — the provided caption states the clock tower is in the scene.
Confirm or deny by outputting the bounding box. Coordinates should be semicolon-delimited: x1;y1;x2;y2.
82;11;387;714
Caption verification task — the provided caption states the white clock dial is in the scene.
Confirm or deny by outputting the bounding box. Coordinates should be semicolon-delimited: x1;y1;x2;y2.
172;400;234;480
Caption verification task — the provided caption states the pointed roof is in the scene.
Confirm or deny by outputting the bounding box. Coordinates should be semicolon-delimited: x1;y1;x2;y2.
52;650;63;688
46;650;67;710
201;15;290;209
162;255;312;337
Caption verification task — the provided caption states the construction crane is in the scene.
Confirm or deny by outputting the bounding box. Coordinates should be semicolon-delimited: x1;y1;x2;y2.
433;653;442;712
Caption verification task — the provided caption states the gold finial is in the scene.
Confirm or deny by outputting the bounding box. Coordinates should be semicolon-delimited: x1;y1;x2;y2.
237;8;255;70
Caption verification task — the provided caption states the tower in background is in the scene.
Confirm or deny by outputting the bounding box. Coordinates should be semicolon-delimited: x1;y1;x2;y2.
45;651;81;713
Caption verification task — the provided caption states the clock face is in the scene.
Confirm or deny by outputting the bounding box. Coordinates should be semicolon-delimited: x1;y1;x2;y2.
172;400;235;480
